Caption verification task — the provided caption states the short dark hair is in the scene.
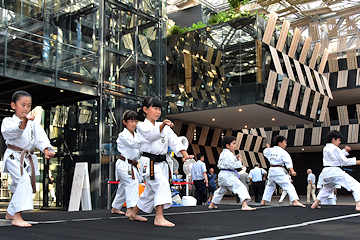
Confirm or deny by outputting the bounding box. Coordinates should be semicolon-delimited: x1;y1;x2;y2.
272;135;287;147
122;110;137;121
327;130;342;143
11;90;32;103
196;153;203;160
222;136;236;148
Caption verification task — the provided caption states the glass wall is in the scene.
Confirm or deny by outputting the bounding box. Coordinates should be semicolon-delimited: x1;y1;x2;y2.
0;0;166;210
98;0;165;208
165;16;259;114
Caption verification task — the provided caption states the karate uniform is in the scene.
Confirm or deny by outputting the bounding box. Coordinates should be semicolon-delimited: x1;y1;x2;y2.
1;115;53;216
279;175;292;203
112;128;141;210
316;143;360;203
212;149;251;204
137;119;187;213
262;146;299;202
320;185;340;205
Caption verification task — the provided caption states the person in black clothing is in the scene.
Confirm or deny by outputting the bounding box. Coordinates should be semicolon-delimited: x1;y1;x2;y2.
249;163;267;203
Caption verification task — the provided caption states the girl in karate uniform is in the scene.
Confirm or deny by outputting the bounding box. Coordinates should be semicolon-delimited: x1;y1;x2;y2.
311;131;360;210
1;90;55;227
260;135;305;207
111;110;147;222
136;97;192;227
208;136;255;210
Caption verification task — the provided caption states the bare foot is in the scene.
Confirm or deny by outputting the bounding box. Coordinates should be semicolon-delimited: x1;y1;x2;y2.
208;203;218;209
241;206;256;211
311;200;320;209
11;219;32;227
5;212;15;220
111;208;125;215
292;200;306;208
132;215;148;222
154;217;175;227
355;202;360;211
126;210;148;222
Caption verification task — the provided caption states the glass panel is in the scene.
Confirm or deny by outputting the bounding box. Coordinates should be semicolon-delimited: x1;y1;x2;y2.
166;17;258;114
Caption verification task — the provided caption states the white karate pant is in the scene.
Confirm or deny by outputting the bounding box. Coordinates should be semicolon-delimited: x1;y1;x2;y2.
5;155;34;216
316;168;360;202
212;171;250;204
137;161;172;213
317;175;360;202
262;173;299;202
320;195;336;205
279;190;288;202
112;159;139;209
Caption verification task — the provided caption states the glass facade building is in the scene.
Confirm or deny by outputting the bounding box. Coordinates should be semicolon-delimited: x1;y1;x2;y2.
0;0;166;209
0;2;333;210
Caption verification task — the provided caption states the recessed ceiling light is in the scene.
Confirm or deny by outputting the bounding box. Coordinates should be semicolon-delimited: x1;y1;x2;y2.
301;148;305;151
60;89;64;93
272;117;276;121
244;124;248;128
238;108;243;112
211;118;215;122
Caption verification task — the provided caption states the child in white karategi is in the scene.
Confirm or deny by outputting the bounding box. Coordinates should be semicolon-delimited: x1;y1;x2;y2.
311;131;360;210
1;90;55;227
261;136;305;207
111;110;147;222
136;97;192;227
209;136;255;210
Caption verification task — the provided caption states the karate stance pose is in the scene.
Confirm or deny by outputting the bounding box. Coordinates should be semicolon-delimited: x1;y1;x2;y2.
261;136;305;207
136;97;192;227
209;136;255;210
1;91;55;227
311;131;360;211
111;110;147;222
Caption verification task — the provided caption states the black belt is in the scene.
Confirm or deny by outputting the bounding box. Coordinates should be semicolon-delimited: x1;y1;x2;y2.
270;165;284;168
118;154;139;180
142;152;170;181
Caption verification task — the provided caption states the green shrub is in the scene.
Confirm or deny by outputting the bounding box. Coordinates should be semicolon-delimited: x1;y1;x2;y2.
168;25;185;35
227;0;250;9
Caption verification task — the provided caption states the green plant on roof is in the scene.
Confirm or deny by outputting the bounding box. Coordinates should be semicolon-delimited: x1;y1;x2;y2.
168;0;261;36
227;0;250;9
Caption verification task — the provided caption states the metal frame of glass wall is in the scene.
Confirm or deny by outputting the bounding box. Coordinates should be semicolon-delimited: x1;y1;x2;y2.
0;0;166;209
